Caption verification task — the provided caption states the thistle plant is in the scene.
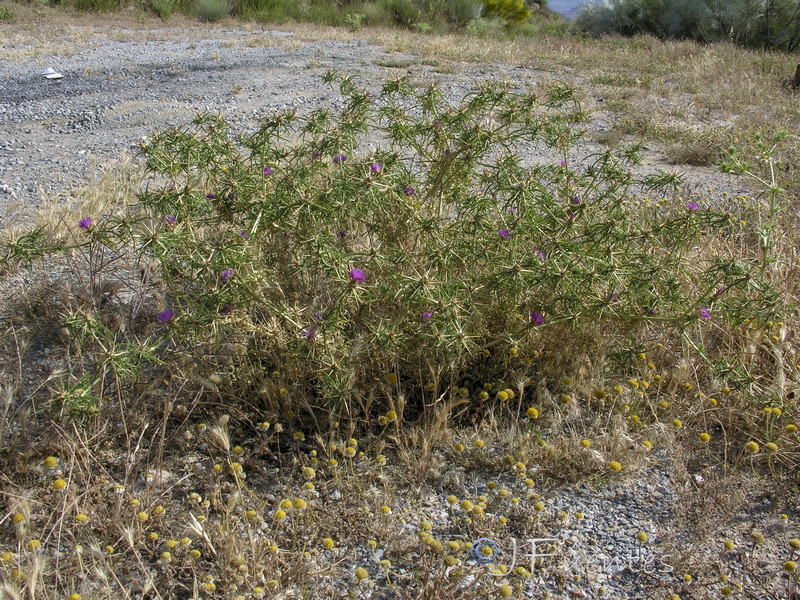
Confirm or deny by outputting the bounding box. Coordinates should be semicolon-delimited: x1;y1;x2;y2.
1;72;787;429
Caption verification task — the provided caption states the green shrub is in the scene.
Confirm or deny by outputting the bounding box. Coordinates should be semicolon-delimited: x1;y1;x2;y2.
344;11;365;30
466;16;507;37
6;72;784;426
576;0;800;51
0;5;15;21
149;0;174;19
360;1;393;26
447;0;482;27
382;0;418;27
192;0;229;21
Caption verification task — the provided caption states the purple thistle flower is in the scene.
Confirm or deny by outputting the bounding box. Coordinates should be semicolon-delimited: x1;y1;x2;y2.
263;166;273;176
312;151;321;159
78;217;92;229
206;193;215;199
699;307;710;319
157;309;173;324
239;230;249;238
531;311;544;326
371;163;382;173
220;268;234;283
649;308;658;315
404;185;415;197
508;206;519;214
432;119;440;129
164;215;177;225
687;202;699;211
303;327;317;341
498;228;511;241
559;160;567;167
444;148;451;156
337;230;347;238
534;249;546;260
349;268;366;283
422;311;433;324
333;154;348;164
571;196;582;204
313;311;324;321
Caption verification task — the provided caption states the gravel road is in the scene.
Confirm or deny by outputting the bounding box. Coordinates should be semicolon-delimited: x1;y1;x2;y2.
0;22;755;231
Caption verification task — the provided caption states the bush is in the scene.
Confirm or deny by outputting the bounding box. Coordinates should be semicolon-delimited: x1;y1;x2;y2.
466;15;507;36
576;0;800;51
0;5;15;21
149;0;174;19
448;0;482;27
4;73;784;426
482;0;531;25
192;0;229;21
382;0;418;27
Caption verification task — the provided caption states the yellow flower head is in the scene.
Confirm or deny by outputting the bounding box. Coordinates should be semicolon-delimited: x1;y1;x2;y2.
609;461;623;472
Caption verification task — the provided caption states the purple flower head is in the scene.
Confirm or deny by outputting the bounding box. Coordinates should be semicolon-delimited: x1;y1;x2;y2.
337;230;347;239
715;288;724;296
157;309;173;324
568;212;576;221
559;160;567;167
371;163;382;174
263;166;273;176
206;193;215;199
432;119;440;129
169;183;176;190
333;154;348;164
239;230;249;238
609;292;619;303
531;311;544;326
508;206;519;214
404;185;416;197
571;196;582;204
534;249;546;260
303;327;317;341
349;268;366;283
78;217;92;229
649;308;658;315
422;311;433;324
687;202;699;211
498;228;511;241
312;151;322;159
699;306;710;319
313;311;324;321
220;268;234;283
164;215;177;225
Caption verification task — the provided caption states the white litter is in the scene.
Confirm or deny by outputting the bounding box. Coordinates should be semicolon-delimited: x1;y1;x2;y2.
41;67;63;80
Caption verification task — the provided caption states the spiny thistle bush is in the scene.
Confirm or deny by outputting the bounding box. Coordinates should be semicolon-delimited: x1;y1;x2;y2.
1;73;789;432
